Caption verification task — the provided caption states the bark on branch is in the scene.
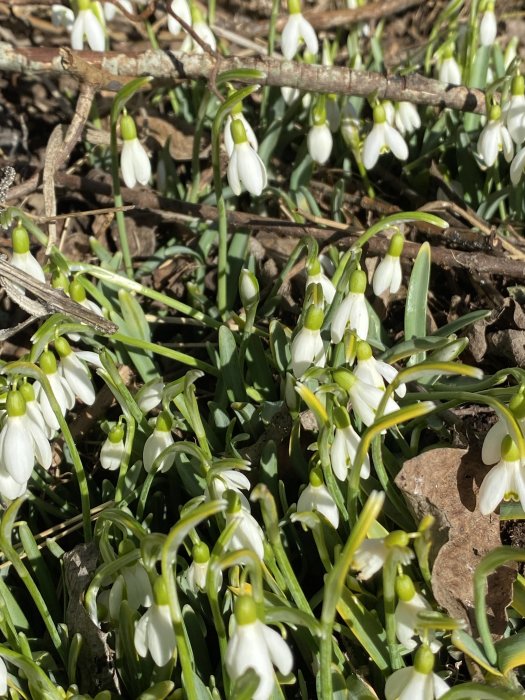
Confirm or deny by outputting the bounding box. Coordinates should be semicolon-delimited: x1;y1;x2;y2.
0;42;487;114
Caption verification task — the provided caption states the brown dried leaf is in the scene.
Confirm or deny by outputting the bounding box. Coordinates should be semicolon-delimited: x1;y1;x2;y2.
395;447;516;634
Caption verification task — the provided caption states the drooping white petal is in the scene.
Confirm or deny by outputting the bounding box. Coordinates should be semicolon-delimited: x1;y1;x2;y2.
60;353;96;405
507;95;525;144
384;667;415;700
362;124;384;170
167;0;191;35
296;483;339;528
71;12;86;50
352;538;389;579
260;622;294;675
502;127;515;162
10;252;45;283
194;21;216;51
143;429;175;473
298;14;318;55
510;146;525;185
227;149;242;195
385;123;409;161
83;9;106;51
439;57;461;85
26;415;52;470
130;139;152;185
226;622;275;700
373;255;396;296
121;140;137;188
0;467;27;500
480;10;497;46
281;14;301;60
350;295;369;339
478;121;500;166
481;419;507;464
3;416;34;483
478;461;509;514
100;438;125;470
394;102;421;134
330;293;355;343
234;143;267;196
291;327;325;377
227;509;265;560
307;123;333;164
306;271;336;304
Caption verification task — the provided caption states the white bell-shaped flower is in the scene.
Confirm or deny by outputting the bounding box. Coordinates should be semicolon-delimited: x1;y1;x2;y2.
224;106;258;157
10;222;45;288
71;0;106;51
239;268;260;310
395;574;441;653
184;542;211;593
227;119;267;197
352;530;414;580
331;269;369;343
0;390;52;484
510;145;525;185
104;0;133;21
394;101;421;135
35;350;75;434
180;8;216;53
143;412;175;473
136;379;164;413
306;259;336;304
225;491;266;560
479;3;497;46
354;341;406;398
334;368;400;427
478;435;525;514
66;277;106;342
373;232;404;296
362;103;408;170
296;468;339;528
307;102;333;164
290;305;326;378
109;545;153;618
52;4;75;31
167;0;191;35
438;45;462;85
477;104;513;167
55;336;99;406
226;595;293;700
120;112;151;189
482;391;525;464
100;423;126;471
134;577;176;667
281;0;318;60
19;382;49;444
205;467;251;506
330;406;370;480
281;86;300;105
505;75;525;145
385;645;449;700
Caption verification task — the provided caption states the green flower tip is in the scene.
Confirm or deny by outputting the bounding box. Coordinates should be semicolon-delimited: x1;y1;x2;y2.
511;74;525;97
309;467;324;487
414;644;435;675
501;435;520;462
19;382;35;403
349;269;367;294
307;259;321;276
372;104;387;125
230;100;243;116
190;4;204;23
6;390;26;418
312;100;327;126
226;489;242;513
108;423;125;443
156;411;172;433
333;368;356;392
54;336;72;358
230;118;248;146
356;340;373;362
287;0;301;15
443;43;455;59
509;391;525;420
192;542;210;564
234;595;257;625
153;576;169;605
12;223;30;254
385;529;410;548
489;104;502;121
333;405;350;430
69;279;86;303
304;305;324;331
78;0;91;10
40;349;58;375
118;538;135;556
120;113;138;142
388;232;405;257
395;574;416;601
52;272;69;291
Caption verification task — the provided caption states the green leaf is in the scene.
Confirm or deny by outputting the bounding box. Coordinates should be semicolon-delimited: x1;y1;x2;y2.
405;242;431;366
218;325;246;403
337;588;390;671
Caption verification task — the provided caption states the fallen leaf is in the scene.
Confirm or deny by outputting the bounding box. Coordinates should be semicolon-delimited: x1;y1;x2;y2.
395;447;516;635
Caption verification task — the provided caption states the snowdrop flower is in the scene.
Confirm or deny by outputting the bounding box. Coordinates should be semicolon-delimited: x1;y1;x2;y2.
35;350;75;434
225;491;266;560
136;379;164;413
511;146;525;185
479;2;497;46
52;4;75;31
166;0;191;35
296;468;339;528
385;644;449;700
185;542;211;593
505;75;525;144
477;104;513;167
334;367;400;428
55;336;98;406
143;412;175;473
281;0;318;60
352;530;414;580
394;101;421;135
181;7;216;53
306;104;333;165
341;101;360;149
104;0;133;21
355;341;406;398
395;574;441;653
68;278;104;318
134;578;175;667
100;423;126;471
482;390;525;464
205;467;251;509
306;259;336;304
227;119;267;197
19;382;49;443
331;269;369;343
71;0;106;51
226;595;293;700
438;45;462;85
373;232;404;295
10;222;45;289
290;305;326;377
330;405;370;480
0;390;52;485
281;86;300;105
478;435;525;514
224;104;258;157
109;543;153;617
362;103;409;170
120;112;151;189
239;268;260;310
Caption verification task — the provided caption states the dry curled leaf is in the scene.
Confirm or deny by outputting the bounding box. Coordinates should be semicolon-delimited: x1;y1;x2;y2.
395;447;516;635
